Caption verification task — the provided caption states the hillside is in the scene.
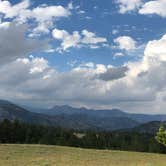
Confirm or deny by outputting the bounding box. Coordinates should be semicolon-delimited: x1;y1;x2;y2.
0;100;139;131
131;121;166;134
0;144;166;166
0;100;56;126
1;99;166;131
26;104;166;123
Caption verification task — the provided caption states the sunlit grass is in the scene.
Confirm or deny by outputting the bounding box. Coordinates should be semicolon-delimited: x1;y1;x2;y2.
0;144;166;166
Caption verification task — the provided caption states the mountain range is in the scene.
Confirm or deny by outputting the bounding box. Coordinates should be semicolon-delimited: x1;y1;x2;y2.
0;99;165;132
25;104;166;123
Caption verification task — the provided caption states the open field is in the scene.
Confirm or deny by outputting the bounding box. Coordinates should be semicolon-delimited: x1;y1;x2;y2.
0;144;166;166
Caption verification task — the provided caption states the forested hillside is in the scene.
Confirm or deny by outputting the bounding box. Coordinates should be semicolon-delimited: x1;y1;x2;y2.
0;119;165;153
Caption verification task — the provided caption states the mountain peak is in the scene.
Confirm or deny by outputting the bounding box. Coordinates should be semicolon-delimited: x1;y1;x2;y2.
0;99;11;105
0;100;21;109
51;105;75;110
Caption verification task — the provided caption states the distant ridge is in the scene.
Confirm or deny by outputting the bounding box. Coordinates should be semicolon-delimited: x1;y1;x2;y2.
0;99;166;131
26;104;166;123
131;121;166;134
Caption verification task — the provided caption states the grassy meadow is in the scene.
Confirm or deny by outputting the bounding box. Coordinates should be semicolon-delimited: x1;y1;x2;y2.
0;144;166;166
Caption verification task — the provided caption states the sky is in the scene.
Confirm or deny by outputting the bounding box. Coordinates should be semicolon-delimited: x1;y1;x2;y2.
0;0;166;114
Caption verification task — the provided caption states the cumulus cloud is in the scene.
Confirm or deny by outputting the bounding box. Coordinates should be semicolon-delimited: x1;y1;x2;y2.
0;0;71;35
52;29;81;51
139;0;166;17
0;55;158;112
0;33;166;113
0;23;49;65
29;57;49;74
52;28;107;51
29;5;71;35
0;1;106;52
144;34;166;62
81;30;107;45
0;0;30;19
116;0;142;13
116;0;166;18
0;1;165;114
114;36;137;51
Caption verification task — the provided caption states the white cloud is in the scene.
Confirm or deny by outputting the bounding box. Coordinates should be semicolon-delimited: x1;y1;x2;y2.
52;28;81;51
144;34;166;62
0;0;30;19
114;52;124;57
139;0;166;17
81;30;107;44
0;0;71;35
0;21;10;29
116;0;142;14
29;5;71;35
79;62;95;69
114;36;137;51
116;0;166;18
68;2;74;10
0;1;165;114
0;33;164;113
52;29;69;40
29;57;49;74
32;5;70;22
0;32;162;111
78;10;85;14
0;1;106;51
112;29;119;35
52;28;107;51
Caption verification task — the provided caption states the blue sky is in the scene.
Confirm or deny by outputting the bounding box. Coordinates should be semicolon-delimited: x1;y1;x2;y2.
5;0;165;71
0;0;166;114
10;0;166;71
43;1;164;68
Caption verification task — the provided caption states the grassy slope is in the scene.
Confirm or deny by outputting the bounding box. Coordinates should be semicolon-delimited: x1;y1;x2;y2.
0;144;166;166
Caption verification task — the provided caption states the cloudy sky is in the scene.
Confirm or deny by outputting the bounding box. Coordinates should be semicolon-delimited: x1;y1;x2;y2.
0;0;166;114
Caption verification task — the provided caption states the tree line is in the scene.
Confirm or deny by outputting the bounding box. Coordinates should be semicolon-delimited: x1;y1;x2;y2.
0;119;165;153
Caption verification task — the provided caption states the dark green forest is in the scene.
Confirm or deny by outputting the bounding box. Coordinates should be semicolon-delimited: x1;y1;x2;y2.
0;119;165;153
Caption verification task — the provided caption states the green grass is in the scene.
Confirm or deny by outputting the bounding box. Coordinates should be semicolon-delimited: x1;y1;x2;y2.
0;144;166;166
